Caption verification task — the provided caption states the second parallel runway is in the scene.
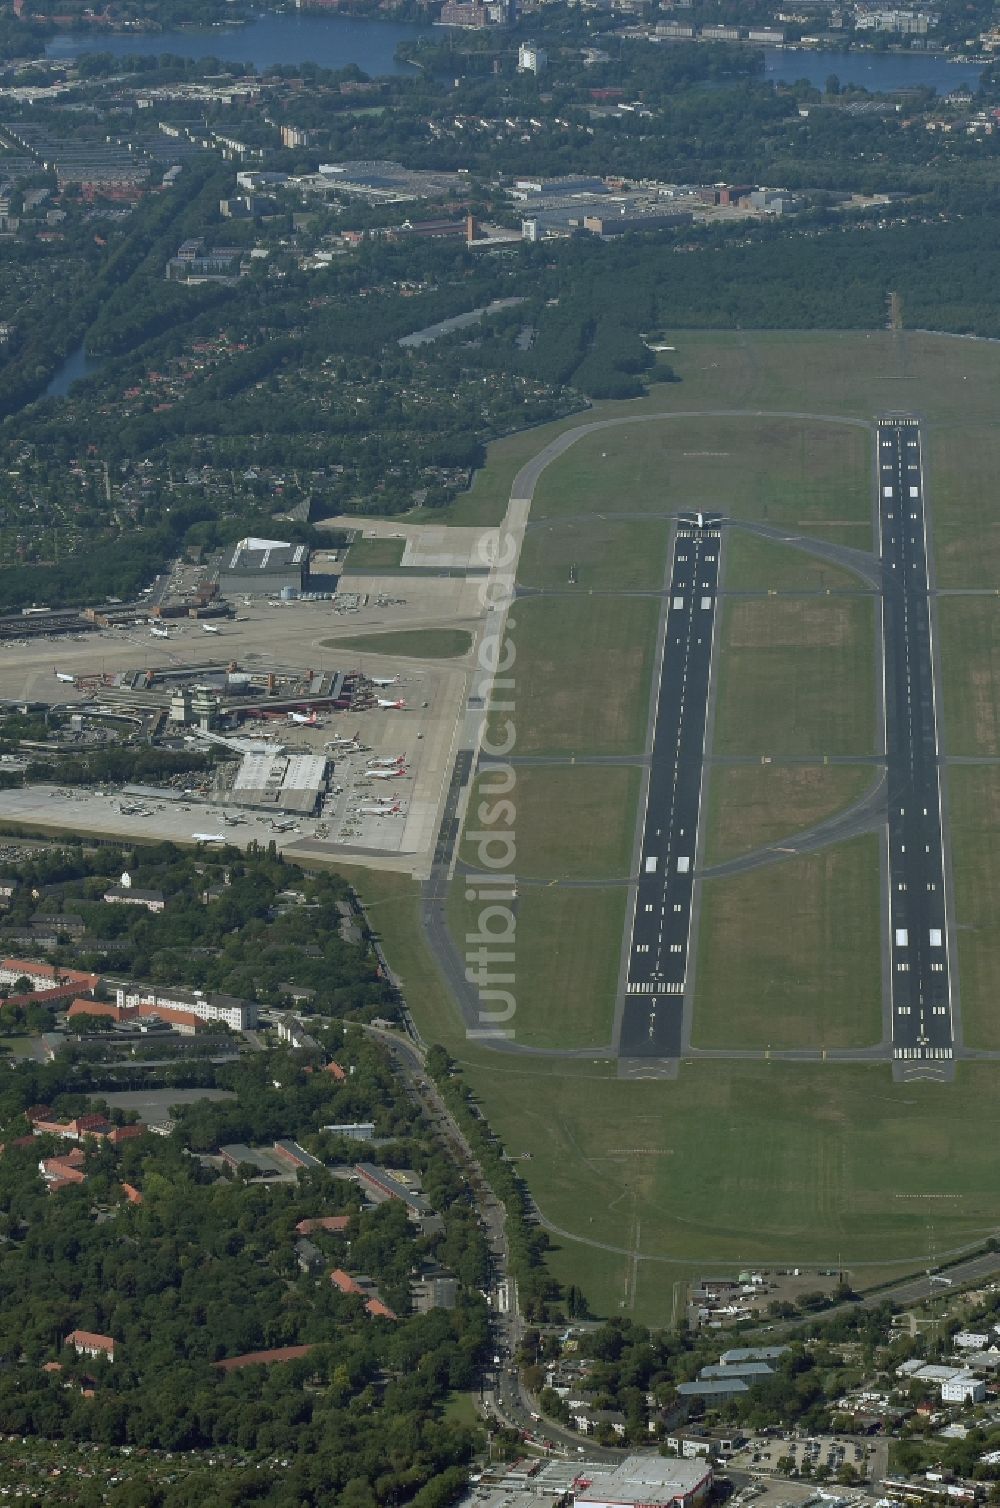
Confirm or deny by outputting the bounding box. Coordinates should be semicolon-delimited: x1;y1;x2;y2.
618;521;721;1058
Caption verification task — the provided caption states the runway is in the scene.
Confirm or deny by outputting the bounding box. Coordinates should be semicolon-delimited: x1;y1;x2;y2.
618;522;721;1058
878;417;955;1071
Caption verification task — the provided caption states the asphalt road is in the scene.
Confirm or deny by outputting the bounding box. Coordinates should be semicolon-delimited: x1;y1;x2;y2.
618;524;721;1058
878;419;955;1072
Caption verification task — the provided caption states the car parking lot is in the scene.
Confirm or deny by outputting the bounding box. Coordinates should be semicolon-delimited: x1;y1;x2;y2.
731;1434;874;1478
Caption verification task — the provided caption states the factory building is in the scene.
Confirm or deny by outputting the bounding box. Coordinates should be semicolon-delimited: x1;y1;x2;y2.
217;537;309;598
230;751;328;816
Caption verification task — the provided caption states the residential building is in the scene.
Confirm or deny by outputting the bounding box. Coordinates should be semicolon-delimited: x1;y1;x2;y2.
0;957;99;994
65;1330;115;1363
518;42;547;72
719;1346;788;1364
354;1162;431;1216
103;872;165;913
677;1378;749;1400
572;1406;627;1437
330;1268;397;1319
699;1362;775;1381
214;1345;315;1372
113;983;256;1031
941;1374;987;1404
322;1123;375;1142
40;1149;87;1189
294;1215;352;1235
272;1140;322;1172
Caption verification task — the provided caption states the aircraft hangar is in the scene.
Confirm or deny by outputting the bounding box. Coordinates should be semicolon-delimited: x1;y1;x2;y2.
228;751;329;817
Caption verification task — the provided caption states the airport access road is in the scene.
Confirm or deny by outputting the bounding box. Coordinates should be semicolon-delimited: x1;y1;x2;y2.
878;418;956;1078
617;523;721;1060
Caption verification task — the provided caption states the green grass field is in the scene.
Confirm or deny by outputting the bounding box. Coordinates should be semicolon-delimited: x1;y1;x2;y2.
947;765;1000;1050
724;530;873;593
342;536;406;571
712;597;876;757
704;763;877;865
329;628;474;659
448;883;624;1049
529;416;871;526
490;594;658;757
458;1055;1000;1278
461;764;640;880
517;516;669;592
692;835;883;1050
938;597;1000;757
931;425;1000;589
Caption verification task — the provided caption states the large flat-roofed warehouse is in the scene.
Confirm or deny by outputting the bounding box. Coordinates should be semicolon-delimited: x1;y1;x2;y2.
217;537;309;597
576;1457;713;1508
230;752;328;815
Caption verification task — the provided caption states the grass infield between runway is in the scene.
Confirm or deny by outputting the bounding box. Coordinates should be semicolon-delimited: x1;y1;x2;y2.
359;329;1000;1317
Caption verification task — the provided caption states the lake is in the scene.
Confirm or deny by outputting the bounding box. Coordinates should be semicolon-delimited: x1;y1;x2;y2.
45;12;986;93
763;44;984;94
44;342;102;399
45;11;434;76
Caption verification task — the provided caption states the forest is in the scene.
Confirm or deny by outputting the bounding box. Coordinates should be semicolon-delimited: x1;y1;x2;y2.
0;1030;488;1506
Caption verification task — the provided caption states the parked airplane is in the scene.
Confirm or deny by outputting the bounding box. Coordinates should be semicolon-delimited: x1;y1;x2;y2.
193;833;226;843
54;671;75;684
368;755;404;768
150;625;170;639
288;711;319;726
359;802;402;816
367;767;408;781
202;623;221;634
272;819;298;832
370;676;398;687
377;698;407;710
223;814;247;826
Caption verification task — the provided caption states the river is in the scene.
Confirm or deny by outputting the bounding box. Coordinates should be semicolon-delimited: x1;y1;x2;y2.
45;12;985;91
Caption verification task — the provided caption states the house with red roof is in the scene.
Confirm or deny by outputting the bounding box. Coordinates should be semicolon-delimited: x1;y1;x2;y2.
213;1345;315;1373
64;1330;115;1363
295;1215;351;1235
330;1269;398;1320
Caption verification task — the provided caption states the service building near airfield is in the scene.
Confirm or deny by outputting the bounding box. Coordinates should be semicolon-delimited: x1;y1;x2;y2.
217;537;311;599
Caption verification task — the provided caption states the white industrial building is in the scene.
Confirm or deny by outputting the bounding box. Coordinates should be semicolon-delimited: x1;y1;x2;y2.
231;751;328;815
576;1458;713;1508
